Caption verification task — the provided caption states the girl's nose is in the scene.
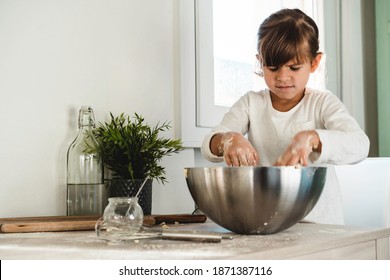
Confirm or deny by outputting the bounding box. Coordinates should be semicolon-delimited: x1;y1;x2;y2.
276;67;290;81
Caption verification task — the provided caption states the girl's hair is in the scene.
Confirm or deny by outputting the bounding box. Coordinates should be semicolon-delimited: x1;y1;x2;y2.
257;9;320;67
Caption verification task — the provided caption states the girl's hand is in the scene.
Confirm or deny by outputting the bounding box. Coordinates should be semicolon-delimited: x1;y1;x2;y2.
274;130;322;166
212;132;259;166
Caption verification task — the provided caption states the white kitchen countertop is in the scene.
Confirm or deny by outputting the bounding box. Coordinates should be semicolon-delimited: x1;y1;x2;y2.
1;221;389;260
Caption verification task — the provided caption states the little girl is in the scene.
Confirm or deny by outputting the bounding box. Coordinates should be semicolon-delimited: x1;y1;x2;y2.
201;8;370;225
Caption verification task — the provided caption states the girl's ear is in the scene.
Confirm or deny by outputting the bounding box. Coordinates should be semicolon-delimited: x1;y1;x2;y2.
310;53;322;73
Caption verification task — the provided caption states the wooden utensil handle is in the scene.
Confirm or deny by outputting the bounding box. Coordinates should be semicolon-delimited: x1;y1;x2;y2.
0;220;98;233
0;215;101;222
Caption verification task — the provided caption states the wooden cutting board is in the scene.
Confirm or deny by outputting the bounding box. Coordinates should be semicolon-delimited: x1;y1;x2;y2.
0;214;207;233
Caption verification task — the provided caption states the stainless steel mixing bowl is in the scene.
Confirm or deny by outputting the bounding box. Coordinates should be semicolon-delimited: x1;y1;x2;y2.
184;166;326;234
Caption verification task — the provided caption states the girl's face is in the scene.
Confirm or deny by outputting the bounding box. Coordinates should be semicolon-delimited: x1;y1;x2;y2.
260;54;321;111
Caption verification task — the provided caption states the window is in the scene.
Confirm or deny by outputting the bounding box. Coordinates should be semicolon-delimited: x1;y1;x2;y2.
196;0;325;127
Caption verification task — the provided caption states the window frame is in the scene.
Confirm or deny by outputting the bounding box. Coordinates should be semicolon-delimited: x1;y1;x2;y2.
178;0;210;147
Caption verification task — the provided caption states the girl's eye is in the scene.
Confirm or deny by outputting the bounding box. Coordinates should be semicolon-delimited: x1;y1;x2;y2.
266;66;301;72
267;66;278;72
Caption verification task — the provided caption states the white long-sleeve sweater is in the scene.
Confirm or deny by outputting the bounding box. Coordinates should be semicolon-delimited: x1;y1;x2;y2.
201;88;370;224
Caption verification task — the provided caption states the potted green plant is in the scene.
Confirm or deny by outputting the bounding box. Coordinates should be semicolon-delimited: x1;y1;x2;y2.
91;112;184;215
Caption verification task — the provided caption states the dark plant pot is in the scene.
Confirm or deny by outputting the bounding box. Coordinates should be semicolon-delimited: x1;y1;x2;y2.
107;178;152;215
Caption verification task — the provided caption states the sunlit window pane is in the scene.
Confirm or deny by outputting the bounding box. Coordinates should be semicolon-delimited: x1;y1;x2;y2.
212;0;324;107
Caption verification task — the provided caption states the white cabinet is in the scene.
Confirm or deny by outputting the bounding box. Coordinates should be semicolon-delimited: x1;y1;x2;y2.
335;157;390;228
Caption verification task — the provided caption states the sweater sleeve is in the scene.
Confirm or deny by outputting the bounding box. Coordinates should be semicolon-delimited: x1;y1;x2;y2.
200;128;226;163
201;93;251;162
313;93;370;165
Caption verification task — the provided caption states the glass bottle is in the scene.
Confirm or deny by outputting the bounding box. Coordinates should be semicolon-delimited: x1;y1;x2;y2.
66;106;107;216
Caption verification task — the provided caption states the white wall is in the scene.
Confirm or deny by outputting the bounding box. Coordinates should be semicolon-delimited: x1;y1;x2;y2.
0;0;195;217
